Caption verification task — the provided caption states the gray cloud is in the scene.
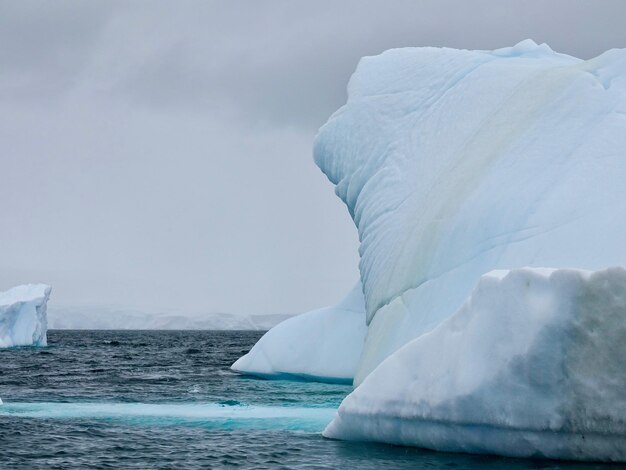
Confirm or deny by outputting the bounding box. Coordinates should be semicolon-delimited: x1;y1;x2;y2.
1;0;625;316
5;1;625;126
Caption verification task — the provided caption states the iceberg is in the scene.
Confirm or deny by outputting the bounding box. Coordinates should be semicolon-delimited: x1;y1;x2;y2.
0;284;51;348
324;267;626;461
232;283;366;383
314;40;626;383
235;40;626;460
313;41;626;461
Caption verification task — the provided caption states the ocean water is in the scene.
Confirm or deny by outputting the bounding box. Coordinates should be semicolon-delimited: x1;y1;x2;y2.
0;331;616;469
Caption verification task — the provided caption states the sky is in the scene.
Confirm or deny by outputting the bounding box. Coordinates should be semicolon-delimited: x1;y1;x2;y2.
1;0;625;317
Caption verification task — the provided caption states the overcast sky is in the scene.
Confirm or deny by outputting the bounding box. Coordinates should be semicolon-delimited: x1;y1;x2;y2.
1;0;625;316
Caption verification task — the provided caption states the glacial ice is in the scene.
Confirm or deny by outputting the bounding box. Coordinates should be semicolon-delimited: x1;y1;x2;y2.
233;40;626;461
231;283;366;383
324;267;626;461
313;41;626;461
314;39;626;383
0;284;51;348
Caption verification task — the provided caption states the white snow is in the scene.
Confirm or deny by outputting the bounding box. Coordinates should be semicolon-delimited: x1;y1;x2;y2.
314;40;626;383
324;267;626;461
0;284;51;347
231;283;366;383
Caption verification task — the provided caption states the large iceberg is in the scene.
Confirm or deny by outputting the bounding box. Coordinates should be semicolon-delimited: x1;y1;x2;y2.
234;40;626;461
0;284;51;348
232;283;366;383
314;39;626;383
315;41;626;461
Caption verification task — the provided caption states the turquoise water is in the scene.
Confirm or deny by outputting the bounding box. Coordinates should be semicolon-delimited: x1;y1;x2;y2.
0;330;617;468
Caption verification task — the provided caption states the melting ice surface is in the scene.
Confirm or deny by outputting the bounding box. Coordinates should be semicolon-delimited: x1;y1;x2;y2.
235;40;626;462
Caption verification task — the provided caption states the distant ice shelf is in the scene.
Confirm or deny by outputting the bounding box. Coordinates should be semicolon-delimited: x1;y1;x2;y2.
47;307;291;331
0;284;51;347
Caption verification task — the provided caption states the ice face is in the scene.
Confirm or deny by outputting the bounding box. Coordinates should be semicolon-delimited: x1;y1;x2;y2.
324;267;626;462
231;283;366;383
314;40;626;382
0;284;51;348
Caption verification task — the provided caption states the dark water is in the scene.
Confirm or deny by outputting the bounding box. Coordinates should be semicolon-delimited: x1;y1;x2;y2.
0;331;620;469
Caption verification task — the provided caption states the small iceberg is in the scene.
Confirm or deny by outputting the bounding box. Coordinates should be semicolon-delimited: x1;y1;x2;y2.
0;284;51;348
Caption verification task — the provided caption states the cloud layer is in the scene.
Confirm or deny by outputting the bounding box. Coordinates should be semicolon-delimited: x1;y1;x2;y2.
1;0;625;315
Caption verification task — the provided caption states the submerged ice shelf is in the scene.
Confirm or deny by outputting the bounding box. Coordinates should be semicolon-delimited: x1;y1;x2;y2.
0;402;337;432
0;284;51;348
234;40;626;461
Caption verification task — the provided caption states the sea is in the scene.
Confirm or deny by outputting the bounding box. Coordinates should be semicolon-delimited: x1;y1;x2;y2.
0;330;618;469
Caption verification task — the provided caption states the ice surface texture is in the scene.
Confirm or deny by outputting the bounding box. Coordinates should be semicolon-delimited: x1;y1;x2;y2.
0;284;51;347
324;267;626;461
314;39;626;382
232;283;366;383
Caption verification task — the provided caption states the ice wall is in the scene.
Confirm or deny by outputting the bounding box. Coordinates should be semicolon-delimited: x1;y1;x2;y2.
0;284;51;347
314;40;626;382
324;267;626;461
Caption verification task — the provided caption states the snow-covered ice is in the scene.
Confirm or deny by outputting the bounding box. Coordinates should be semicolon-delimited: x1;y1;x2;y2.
324;267;626;461
0;284;51;348
231;283;366;383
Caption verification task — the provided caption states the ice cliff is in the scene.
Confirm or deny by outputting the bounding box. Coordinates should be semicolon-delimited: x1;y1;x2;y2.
235;40;626;461
0;284;51;347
